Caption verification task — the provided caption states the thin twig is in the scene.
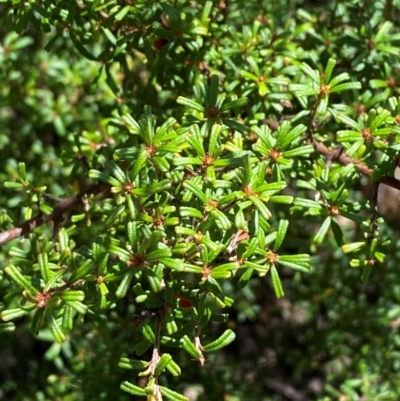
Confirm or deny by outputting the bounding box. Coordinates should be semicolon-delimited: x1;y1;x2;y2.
266;115;400;190
306;95;322;141
311;138;373;175
0;182;110;246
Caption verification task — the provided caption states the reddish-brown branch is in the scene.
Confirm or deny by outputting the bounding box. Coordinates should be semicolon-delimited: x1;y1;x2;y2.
266;116;400;189
1;132;399;246
311;138;373;175
311;137;400;188
0;182;110;246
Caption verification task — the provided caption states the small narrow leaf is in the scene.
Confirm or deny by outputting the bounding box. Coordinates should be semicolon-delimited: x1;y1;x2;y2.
274;219;288;251
324;58;336;84
46;309;65;343
203;329;236;352
65;301;88;314
116;271;135;298
119;358;149;370
58;290;85;302
120;381;146;396
159;386;189;401
177;97;205;112
31;307;45;335
180;335;202;358
166;358;181;376
5;265;38;295
61;304;74;331
270;265;284;298
154;353;173;375
1;308;29;322
0;322;15;333
314;216;331;244
342;242;367;253
207;75;219;106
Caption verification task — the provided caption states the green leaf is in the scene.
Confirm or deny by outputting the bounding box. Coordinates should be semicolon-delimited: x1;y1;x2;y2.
106;160;126;183
203;329;236;352
46;309;65;343
31;307;45;335
270;264;284;298
61;304;74;330
102;27;117;45
165;312;178;335
173;157;203;167
329;72;351;88
293;198;323;209
211;209;232;230
120;381;146;396
4;181;24;188
289;84;319;97
146;271;163;293
276;123;307;149
179;206;203;218
330;82;361;93
89;170;121;186
257;181;287;195
274;219;288;251
105;204;126;227
0;322;16;333
69;31;97;61
269;195;294;204
221;118;248;134
331;218;346;247
119;358;149;370
249;196;271;220
361;265;371;282
155;353;173;376
1;308;29;322
282;145;314;158
159;386;189;401
314;216;331;244
38;252;50;284
300;63;320;84
160;258;185;271
182;180;208;203
207;75;219;106
221;97;248;111
18;162;27;181
166;358;181;376
131;150;149;179
116;271;135;298
142;321;156;343
342;242;366;253
324;58;336;84
335;114;361;130
5;265;38;295
180;335;202;358
69;260;94;283
58;291;85;302
114;5;131;21
177;97;205;112
208;124;222;157
278;255;310;272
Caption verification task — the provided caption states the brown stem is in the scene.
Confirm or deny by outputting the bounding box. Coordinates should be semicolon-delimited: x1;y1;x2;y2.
307;94;322;140
0;182;110;246
310;138;373;175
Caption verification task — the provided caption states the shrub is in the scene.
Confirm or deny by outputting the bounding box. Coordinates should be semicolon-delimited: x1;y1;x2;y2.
1;1;400;400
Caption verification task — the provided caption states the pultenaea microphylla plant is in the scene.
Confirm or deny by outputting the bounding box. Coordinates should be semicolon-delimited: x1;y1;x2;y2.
2;1;400;400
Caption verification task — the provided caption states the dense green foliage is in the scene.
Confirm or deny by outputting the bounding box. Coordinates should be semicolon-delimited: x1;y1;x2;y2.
2;1;400;400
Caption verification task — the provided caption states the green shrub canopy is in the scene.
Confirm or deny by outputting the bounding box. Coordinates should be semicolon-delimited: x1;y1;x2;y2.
1;1;400;400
